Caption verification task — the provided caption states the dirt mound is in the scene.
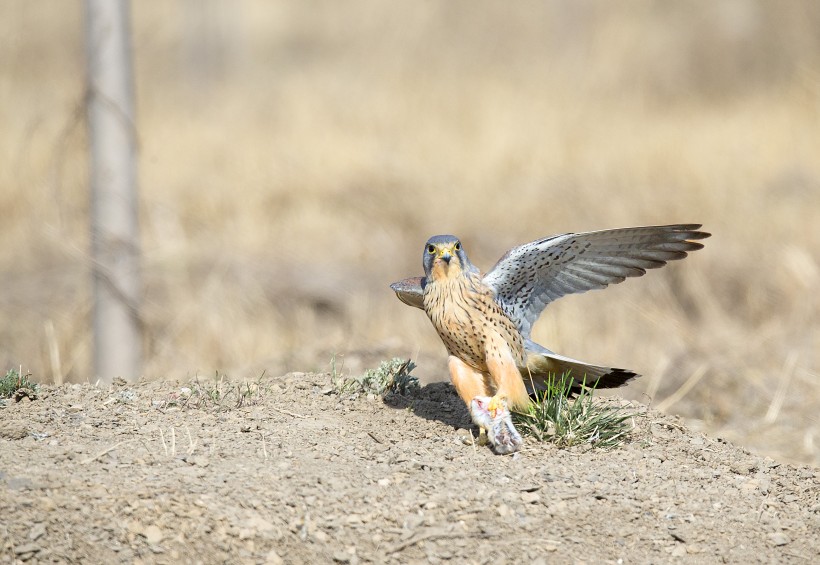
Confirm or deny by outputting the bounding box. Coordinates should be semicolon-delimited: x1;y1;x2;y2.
1;373;818;563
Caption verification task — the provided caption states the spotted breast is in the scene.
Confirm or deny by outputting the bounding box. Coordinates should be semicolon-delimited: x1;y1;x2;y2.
422;270;527;373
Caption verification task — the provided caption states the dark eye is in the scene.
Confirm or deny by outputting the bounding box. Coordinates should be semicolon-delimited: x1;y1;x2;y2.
454;242;461;251
427;244;436;254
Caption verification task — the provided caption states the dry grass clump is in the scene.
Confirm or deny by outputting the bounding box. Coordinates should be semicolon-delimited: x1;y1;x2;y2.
0;2;818;464
0;368;38;400
158;373;268;412
514;373;636;449
332;358;419;398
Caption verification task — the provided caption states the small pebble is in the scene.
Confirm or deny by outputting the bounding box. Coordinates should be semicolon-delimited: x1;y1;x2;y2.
767;532;790;546
730;460;756;475
28;523;46;541
143;525;163;544
13;543;40;556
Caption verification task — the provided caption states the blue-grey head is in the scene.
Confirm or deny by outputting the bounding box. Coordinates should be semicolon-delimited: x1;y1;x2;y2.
422;235;477;281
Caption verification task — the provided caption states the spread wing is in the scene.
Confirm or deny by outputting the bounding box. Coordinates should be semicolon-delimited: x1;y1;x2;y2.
482;224;710;339
389;276;426;309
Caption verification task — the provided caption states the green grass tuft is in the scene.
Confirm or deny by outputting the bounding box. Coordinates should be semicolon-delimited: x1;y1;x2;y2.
0;368;37;399
334;358;420;397
159;372;268;411
513;372;635;449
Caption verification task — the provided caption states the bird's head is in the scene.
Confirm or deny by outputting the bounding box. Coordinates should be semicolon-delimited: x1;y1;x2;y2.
422;235;474;281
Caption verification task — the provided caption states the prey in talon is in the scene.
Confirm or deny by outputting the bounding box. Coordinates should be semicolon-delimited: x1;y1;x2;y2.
471;396;522;455
390;225;710;454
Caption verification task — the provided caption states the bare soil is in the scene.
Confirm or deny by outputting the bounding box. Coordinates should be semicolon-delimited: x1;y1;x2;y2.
1;372;818;564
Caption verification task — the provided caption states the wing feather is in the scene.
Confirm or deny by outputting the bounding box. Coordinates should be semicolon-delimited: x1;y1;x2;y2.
389;276;426;310
482;224;710;338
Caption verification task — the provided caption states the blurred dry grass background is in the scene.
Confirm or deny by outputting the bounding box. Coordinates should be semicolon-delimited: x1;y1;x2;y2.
1;1;819;465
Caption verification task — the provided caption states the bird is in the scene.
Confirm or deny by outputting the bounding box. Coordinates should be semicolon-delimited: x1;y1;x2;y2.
390;224;710;454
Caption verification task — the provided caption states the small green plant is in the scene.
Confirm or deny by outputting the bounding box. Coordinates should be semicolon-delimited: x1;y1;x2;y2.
0;368;37;399
513;372;635;449
334;358;419;397
160;372;267;411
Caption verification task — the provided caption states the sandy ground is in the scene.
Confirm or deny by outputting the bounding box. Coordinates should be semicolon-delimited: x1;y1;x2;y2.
1;372;818;564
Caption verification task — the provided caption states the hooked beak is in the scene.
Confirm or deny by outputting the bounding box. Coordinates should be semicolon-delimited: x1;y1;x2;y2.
438;250;452;264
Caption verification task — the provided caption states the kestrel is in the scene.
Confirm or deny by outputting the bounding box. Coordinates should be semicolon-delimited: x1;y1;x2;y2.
390;224;710;454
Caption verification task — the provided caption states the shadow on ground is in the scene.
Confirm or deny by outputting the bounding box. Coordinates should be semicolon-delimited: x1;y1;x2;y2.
382;382;474;432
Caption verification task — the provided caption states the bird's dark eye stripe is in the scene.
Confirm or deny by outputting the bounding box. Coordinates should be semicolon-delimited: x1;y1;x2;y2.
427;244;436;254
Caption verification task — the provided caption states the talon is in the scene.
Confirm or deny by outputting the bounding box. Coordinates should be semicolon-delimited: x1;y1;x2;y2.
487;395;508;418
469;395;523;454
